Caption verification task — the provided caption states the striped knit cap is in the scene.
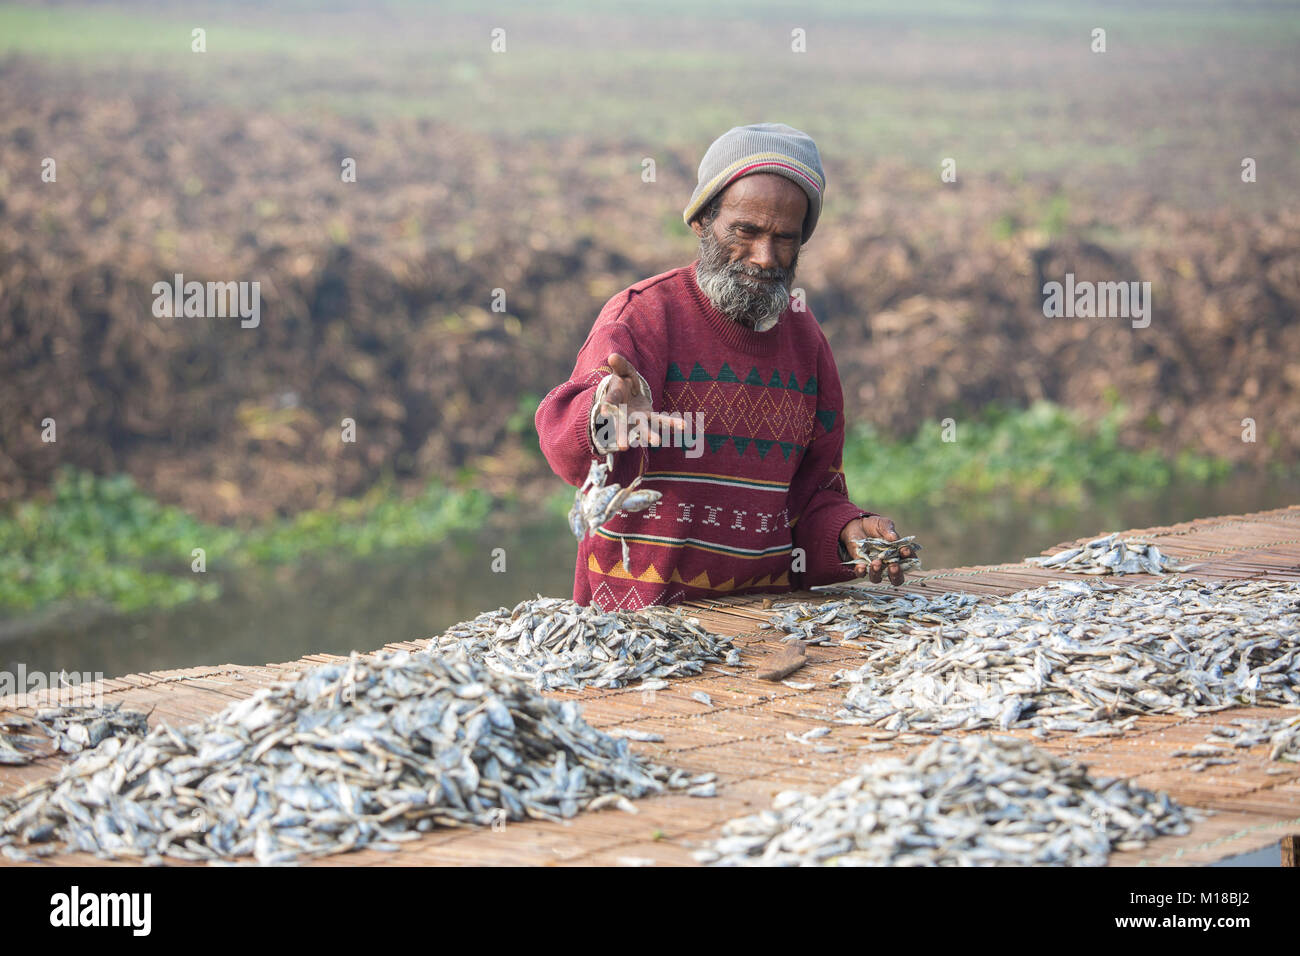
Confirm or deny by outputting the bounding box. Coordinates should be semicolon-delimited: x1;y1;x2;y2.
683;123;825;244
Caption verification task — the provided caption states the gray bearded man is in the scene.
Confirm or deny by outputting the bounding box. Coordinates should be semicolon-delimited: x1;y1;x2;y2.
536;122;912;608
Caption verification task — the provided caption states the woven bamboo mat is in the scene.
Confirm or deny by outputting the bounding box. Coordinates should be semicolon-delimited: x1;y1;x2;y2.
3;504;1298;867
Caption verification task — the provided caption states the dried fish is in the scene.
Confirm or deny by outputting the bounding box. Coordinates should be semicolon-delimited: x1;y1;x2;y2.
568;455;661;569
786;727;831;747
833;578;1300;735
0;647;694;865
607;728;664;743
762;590;981;646
844;536;922;574
0;704;149;764
434;597;733;691
695;736;1195;866
0;716;46;766
1027;535;1188;575
1202;713;1300;762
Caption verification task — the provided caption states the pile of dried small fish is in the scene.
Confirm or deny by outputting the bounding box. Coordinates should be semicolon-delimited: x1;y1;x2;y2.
568;454;661;567
843;535;922;573
1026;534;1187;575
0;647;694;865
694;735;1195;866
762;590;982;646
1167;713;1300;772
834;578;1300;734
0;715;46;765
1203;713;1300;764
434;596;736;691
0;705;150;764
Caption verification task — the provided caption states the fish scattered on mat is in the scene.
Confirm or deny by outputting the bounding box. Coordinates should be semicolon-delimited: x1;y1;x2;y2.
1203;713;1300;762
786;727;831;747
608;728;665;743
762;591;981;646
693;736;1195;866
1026;534;1188;575
832;578;1300;735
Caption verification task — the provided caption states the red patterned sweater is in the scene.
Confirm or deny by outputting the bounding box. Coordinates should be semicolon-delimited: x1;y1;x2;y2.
534;261;875;609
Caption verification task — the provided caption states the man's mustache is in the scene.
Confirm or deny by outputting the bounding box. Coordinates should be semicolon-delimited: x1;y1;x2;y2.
725;261;791;284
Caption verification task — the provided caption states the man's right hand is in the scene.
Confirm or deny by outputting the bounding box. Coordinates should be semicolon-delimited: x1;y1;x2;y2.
596;352;687;450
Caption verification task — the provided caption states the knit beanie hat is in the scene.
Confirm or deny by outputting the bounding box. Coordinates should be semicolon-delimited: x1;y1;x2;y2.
683;123;825;244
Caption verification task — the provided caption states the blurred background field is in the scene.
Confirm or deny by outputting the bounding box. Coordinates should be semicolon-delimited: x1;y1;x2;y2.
0;0;1297;674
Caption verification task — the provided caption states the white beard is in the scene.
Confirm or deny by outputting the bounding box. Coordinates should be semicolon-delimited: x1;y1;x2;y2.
696;232;794;331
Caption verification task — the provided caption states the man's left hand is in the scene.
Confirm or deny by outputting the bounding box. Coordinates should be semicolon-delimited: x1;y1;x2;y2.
840;515;913;586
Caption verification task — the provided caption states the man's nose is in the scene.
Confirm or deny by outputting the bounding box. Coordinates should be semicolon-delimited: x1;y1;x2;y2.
748;237;778;271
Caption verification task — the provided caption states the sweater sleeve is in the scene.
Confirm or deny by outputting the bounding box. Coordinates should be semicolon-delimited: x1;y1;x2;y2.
534;296;661;488
788;333;877;588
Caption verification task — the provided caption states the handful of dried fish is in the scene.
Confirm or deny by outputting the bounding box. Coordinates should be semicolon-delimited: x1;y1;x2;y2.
0;647;693;865
1204;713;1300;762
434;597;735;690
1026;534;1187;575
0;704;149;765
694;735;1195;866
762;590;981;646
568;455;661;568
834;578;1300;734
844;536;922;573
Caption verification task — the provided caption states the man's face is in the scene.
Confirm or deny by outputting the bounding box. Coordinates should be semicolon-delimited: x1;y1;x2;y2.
692;173;806;331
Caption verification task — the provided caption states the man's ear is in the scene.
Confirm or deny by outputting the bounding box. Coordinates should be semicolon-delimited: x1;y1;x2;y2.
689;217;706;238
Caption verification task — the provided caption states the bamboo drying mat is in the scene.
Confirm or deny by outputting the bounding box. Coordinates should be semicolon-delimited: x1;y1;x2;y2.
3;504;1298;867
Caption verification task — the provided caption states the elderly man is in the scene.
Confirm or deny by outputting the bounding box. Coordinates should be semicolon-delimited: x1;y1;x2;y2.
535;122;911;609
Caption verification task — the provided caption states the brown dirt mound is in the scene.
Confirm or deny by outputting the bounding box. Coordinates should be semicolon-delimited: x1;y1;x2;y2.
1;69;1296;521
